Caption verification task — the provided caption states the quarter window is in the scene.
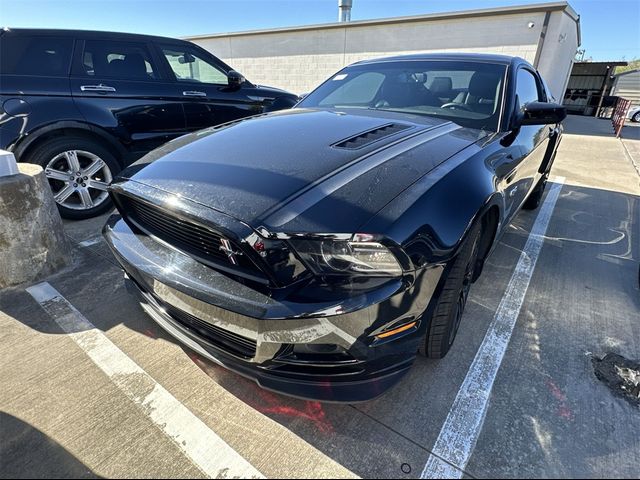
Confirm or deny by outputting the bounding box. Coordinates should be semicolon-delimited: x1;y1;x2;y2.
81;40;157;80
161;46;228;84
0;36;73;76
515;69;541;108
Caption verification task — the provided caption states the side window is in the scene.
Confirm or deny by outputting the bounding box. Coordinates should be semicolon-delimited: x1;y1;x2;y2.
82;40;158;80
0;35;73;76
540;77;555;103
515;69;542;109
319;72;385;106
161;46;228;84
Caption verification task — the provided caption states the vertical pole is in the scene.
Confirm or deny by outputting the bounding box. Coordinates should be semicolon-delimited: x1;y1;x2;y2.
339;0;352;22
595;65;610;118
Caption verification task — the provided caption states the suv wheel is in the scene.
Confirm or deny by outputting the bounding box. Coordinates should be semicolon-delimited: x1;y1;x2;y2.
26;136;120;220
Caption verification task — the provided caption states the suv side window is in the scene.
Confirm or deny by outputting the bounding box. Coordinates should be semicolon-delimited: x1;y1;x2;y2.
81;40;158;80
0;35;73;76
160;45;228;85
515;68;542;109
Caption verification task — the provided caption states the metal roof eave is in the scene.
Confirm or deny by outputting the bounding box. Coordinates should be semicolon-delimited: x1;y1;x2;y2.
184;1;575;41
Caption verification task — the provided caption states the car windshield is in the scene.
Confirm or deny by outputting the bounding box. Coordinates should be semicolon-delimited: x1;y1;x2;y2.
298;60;507;131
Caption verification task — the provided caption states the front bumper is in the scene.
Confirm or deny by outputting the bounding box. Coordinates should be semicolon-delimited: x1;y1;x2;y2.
104;215;443;402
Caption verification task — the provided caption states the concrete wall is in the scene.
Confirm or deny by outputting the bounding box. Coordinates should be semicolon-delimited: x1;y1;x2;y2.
189;3;580;100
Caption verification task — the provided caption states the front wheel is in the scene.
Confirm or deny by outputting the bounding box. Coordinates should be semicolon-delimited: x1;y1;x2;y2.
25;136;120;220
632;111;640;123
420;222;482;359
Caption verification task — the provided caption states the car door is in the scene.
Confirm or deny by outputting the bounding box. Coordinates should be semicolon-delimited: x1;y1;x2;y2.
156;42;266;131
69;38;188;163
501;67;550;221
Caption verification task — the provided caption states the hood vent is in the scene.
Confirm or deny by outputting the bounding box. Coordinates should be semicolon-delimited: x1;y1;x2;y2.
333;123;413;149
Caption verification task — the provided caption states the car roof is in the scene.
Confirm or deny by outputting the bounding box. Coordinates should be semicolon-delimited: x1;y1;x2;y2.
1;27;188;45
352;52;525;67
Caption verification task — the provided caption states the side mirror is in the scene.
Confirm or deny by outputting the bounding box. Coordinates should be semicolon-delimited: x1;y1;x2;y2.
227;70;245;90
518;101;567;126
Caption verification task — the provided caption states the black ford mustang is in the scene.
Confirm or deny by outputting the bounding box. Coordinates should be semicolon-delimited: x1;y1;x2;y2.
104;53;565;402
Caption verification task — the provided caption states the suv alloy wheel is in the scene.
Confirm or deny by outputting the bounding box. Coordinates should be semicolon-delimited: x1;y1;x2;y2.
27;136;120;219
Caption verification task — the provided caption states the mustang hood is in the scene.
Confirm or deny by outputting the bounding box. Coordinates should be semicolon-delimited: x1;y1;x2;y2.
119;108;482;233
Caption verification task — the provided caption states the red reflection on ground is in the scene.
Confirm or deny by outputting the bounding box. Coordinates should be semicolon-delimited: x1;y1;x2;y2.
254;388;334;434
187;352;334;433
545;379;574;421
143;328;157;339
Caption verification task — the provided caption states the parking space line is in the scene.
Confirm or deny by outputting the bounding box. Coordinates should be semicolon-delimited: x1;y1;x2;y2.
78;236;102;247
26;282;264;479
420;177;565;479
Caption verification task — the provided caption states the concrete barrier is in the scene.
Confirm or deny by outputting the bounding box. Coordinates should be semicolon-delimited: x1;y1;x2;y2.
0;153;71;288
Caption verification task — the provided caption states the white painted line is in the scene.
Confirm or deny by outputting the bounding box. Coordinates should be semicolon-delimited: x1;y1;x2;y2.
78;236;102;247
421;177;565;479
26;282;264;479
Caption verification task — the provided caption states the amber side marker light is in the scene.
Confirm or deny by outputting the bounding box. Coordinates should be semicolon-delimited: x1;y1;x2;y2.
376;321;418;340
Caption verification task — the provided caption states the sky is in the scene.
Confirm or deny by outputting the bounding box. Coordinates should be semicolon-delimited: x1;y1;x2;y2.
1;0;639;61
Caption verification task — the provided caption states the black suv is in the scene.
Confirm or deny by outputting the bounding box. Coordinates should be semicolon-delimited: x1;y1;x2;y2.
0;28;299;219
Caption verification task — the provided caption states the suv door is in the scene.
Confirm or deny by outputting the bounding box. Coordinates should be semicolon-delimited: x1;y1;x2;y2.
0;33;78;152
156;43;269;131
70;38;188;161
502;67;550;221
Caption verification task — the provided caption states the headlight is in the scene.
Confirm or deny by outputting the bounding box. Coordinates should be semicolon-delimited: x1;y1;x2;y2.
289;234;403;276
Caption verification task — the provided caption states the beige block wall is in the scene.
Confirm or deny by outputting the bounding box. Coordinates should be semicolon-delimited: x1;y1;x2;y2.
192;9;577;99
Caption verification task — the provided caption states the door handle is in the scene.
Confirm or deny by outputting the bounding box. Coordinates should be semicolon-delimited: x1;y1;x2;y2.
80;84;116;93
183;91;207;97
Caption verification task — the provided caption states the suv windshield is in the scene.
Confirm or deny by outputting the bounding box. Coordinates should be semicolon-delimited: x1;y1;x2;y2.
298;60;507;131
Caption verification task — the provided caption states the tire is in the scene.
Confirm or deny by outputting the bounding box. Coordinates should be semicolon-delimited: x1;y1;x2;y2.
522;172;548;210
421;222;482;359
632;112;640;123
25;135;120;220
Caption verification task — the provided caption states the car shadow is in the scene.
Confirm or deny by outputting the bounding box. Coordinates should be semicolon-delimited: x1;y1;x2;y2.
0;412;101;479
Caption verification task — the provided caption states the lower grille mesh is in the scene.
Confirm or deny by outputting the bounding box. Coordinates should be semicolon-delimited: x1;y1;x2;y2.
163;300;257;359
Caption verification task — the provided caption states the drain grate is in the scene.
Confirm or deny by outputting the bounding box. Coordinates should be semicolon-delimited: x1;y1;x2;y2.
592;353;640;407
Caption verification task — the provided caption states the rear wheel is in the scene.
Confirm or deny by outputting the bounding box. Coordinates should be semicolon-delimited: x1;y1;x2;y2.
632;111;640;123
421;222;482;359
25;136;120;220
523;172;548;210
